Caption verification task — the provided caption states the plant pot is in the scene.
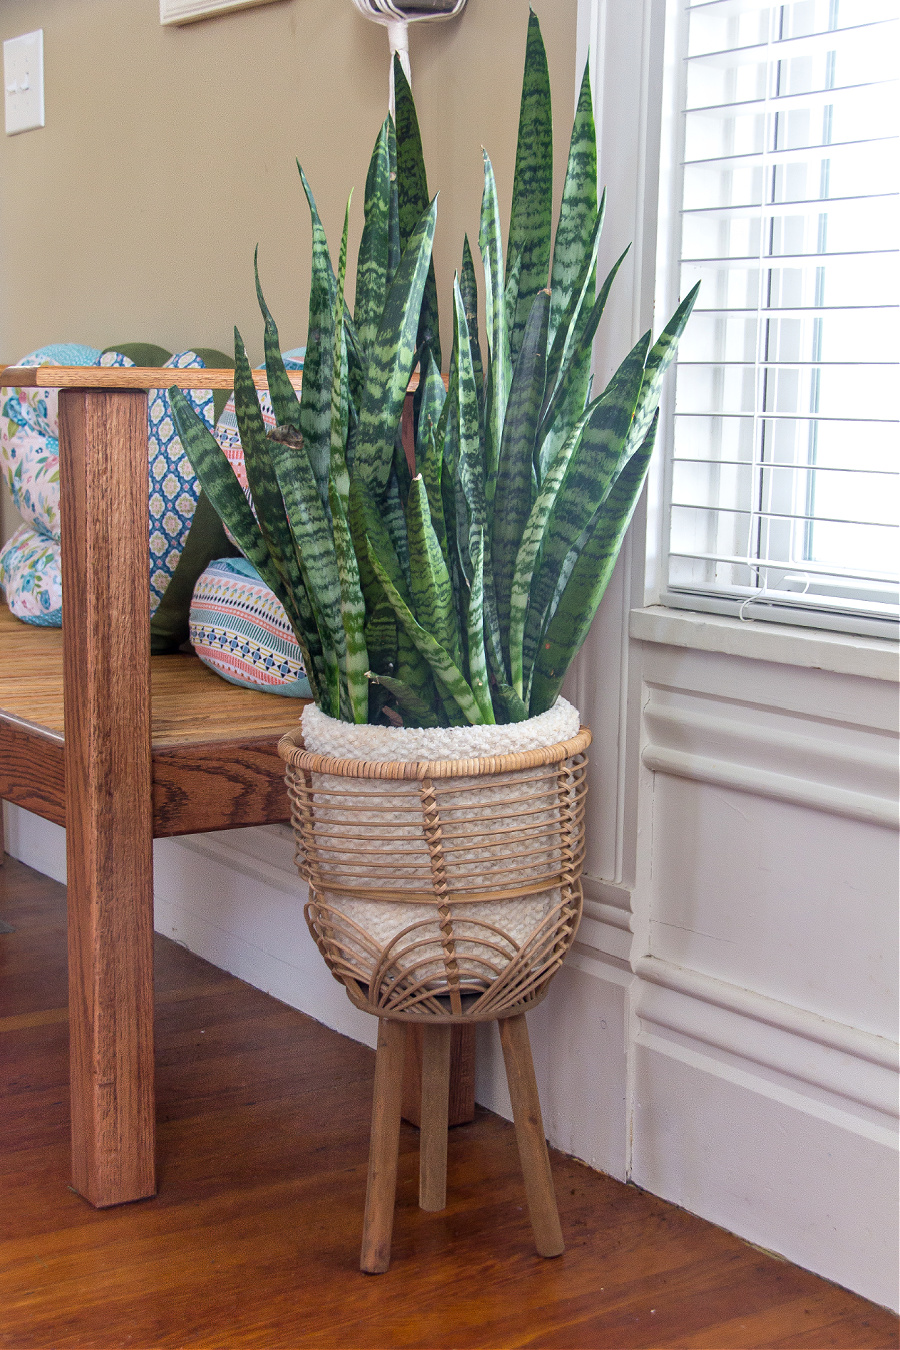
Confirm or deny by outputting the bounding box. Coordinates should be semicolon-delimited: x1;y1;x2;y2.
278;698;591;1021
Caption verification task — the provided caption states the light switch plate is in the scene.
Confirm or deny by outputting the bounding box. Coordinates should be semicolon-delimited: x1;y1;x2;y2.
4;30;44;135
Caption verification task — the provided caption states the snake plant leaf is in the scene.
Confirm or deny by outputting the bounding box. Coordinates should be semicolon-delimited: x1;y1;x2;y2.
479;151;510;490
460;235;485;399
622;283;700;463
169;387;324;705
506;395;601;698
348;472;398;679
328;477;369;723
506;9;553;367
529;412;660;716
544;199;605;403
394;56;441;370
465;526;496;724
329;198;352;517
354;119;392;360
365;671;442;727
417;416;447;561
363;596;397;675
548;59;598;355
297;163;337;505
522;332;650;687
354;198;438;497
367;548;483;726
492;288;550;659
536;243;630;483
254;249;302;432
267;433;347;716
232;328;308;607
449;276;508;691
415;349;447;481
350;472;450;723
406;475;462;668
387;114;401;289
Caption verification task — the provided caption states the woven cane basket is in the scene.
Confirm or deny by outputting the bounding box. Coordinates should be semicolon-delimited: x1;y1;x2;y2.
278;722;591;1022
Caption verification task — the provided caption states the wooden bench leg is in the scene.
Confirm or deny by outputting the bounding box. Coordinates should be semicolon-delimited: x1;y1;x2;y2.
60;388;156;1208
360;1018;406;1273
418;1024;451;1212
498;1013;564;1258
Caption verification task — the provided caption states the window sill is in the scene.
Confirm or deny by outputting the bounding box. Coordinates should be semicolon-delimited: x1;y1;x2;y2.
629;606;899;682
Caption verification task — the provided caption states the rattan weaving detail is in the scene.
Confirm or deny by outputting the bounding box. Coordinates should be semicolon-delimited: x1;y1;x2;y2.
279;726;591;1022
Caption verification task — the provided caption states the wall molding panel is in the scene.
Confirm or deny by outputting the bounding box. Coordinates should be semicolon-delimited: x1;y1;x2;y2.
634;957;898;1122
642;701;898;827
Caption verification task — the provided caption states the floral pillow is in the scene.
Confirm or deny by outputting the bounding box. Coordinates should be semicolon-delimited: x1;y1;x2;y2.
1;343;101;542
1;345;231;643
0;523;62;626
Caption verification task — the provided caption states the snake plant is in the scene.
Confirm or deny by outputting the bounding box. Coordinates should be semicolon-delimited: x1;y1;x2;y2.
171;11;697;728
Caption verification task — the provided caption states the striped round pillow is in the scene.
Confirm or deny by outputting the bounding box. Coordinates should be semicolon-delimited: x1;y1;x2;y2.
189;557;310;698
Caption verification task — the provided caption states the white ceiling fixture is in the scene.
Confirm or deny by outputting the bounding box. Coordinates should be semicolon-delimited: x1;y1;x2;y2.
351;0;467;112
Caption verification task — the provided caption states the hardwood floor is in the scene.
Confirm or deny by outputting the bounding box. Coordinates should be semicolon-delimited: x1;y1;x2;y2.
1;855;896;1350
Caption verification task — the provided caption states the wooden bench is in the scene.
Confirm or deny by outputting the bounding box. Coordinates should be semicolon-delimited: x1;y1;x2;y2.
0;365;473;1210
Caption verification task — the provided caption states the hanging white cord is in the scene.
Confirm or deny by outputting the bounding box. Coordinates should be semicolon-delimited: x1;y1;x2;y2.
351;0;467;114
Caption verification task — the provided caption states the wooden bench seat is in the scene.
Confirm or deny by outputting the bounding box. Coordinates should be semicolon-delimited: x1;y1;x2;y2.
0;604;305;836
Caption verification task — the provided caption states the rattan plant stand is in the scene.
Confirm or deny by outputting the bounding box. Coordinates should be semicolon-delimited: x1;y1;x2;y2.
278;724;591;1272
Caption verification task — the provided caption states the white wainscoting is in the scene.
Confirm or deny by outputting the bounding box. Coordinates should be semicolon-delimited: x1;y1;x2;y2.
629;626;899;1310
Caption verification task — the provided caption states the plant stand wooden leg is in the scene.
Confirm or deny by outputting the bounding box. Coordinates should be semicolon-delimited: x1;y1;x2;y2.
360;1018;406;1273
418;1024;451;1212
498;1013;564;1258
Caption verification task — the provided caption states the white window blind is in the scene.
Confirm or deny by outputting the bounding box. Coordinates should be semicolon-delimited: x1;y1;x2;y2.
661;0;899;637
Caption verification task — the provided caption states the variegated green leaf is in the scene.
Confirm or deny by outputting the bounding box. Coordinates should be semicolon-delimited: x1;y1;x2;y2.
387;114;401;288
354;198;438;496
254;248;302;431
367;548;484;726
507;400;597;698
354;119;391;358
232;327;308;609
479;151;510;489
465;526;495;724
329;477;368;722
492;288;549;660
506;9;553;366
621;283;700;463
406;475;461;667
530;412;660;715
536;243;629;483
394;56;441;369
417;415;447;561
548;59;598;354
366;671;442;727
460;235;484;399
329;198;352;516
297;163;337;505
268;434;347;717
522;332;650;692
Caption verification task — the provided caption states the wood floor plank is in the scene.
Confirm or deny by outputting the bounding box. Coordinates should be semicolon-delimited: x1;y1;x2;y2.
0;855;896;1350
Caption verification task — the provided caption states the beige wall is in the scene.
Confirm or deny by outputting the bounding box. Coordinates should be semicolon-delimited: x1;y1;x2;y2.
0;0;576;361
0;0;576;541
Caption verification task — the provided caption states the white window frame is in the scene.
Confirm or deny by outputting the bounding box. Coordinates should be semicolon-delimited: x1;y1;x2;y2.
646;0;900;642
